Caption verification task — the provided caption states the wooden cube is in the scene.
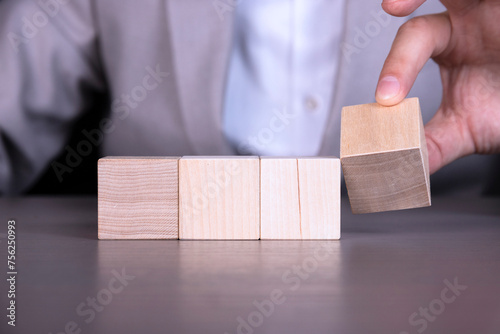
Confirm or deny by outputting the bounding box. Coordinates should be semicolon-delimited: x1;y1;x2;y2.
179;156;260;239
340;98;431;214
98;157;180;239
260;157;341;240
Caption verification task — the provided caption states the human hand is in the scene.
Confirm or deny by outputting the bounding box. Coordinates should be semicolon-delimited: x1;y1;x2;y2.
375;0;500;174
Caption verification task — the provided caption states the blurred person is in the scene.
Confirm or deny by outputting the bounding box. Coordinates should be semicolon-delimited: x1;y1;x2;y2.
0;0;499;195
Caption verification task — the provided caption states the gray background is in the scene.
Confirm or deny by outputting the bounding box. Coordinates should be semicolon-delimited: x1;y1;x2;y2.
0;196;499;334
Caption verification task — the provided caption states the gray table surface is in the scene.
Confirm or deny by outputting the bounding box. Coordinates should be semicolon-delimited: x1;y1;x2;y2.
0;196;499;334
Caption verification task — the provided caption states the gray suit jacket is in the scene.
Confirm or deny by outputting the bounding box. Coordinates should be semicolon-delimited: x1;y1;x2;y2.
0;0;498;195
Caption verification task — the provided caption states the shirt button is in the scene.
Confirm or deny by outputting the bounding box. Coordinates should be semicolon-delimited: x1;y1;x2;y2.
304;96;319;112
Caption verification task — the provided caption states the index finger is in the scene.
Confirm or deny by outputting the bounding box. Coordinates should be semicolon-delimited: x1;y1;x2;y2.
440;0;480;14
382;0;427;17
375;13;451;106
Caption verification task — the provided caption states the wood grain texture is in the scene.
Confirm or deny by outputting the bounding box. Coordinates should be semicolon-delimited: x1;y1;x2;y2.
98;157;180;239
340;98;431;214
260;158;300;239
179;156;260;239
298;158;341;239
261;157;341;240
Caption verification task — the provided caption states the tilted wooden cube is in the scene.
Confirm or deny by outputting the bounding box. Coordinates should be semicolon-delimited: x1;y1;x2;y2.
340;98;431;214
179;156;260;239
260;157;341;240
98;157;180;239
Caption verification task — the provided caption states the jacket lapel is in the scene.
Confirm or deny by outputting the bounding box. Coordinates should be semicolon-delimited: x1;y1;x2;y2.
166;0;235;155
318;0;354;157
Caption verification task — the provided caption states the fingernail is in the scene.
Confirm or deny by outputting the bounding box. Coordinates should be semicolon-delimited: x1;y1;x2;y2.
377;76;400;100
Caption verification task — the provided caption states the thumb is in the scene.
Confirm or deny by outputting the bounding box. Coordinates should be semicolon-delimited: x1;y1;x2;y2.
424;111;475;174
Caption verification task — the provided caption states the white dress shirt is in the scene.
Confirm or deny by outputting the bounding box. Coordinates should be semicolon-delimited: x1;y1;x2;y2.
223;0;345;156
